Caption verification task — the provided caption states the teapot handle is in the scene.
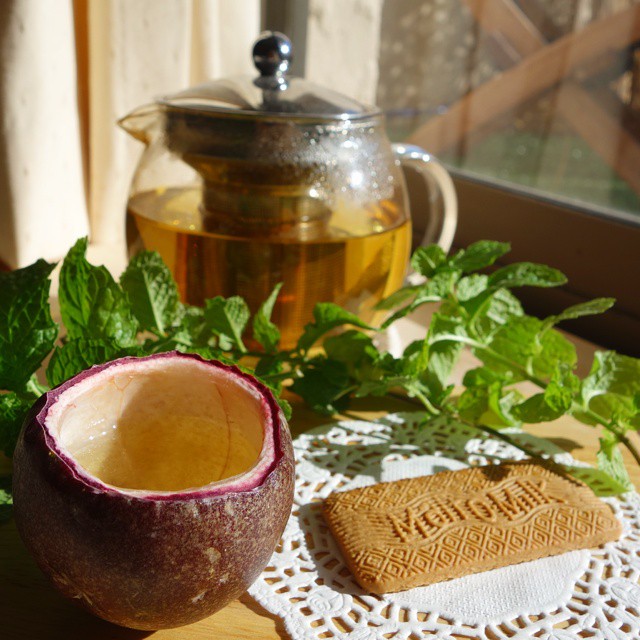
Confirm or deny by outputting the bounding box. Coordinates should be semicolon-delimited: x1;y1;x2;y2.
392;144;458;253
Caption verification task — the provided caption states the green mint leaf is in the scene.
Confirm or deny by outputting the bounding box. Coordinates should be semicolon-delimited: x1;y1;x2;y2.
547;365;580;406
458;385;513;426
581;351;640;427
255;354;284;379
465;288;524;340
407;336;458;401
277;397;292;421
511;390;547;422
457;383;522;428
567;465;630;497
479;316;541;381
456;274;489;302
400;340;429;378
254;354;286;395
179;345;230;363
509;362;579;424
597;433;634;491
488;262;567;289
26;374;48;397
582;351;640;402
0;259;57;392
410;245;446;277
297;303;373;352
357;351;408;392
424;313;466;394
59;238;138;347
571;409;601;427
375;285;421;311
425;270;461;297
356;375;420;399
426;312;468;347
355;379;393;397
324;332;384;395
489;387;524;427
290;358;351;414
171;305;210;348
380;271;458;329
252;283;282;353
534;329;578;380
513;393;565;423
0;477;12;524
457;386;491;423
402;378;439;404
463;366;512;388
204;296;250;352
120;251;180;334
324;330;378;376
479;316;577;381
543;298;615;330
449;240;510;273
0;392;35;457
46;338;135;388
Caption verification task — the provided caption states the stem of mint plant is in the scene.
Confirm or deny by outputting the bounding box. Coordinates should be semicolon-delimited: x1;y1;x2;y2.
582;409;640;468
615;433;640;468
410;388;440;416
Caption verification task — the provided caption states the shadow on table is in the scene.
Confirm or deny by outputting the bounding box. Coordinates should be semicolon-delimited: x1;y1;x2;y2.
300;433;396;484
297;407;516;483
296;502;370;599
287;395;416;439
1;521;152;640
544;437;584;454
239;593;290;640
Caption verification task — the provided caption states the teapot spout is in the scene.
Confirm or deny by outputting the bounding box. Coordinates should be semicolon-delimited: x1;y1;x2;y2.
117;104;161;144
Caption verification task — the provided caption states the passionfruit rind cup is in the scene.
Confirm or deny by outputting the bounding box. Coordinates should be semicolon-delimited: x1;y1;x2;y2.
12;351;295;630
39;352;283;499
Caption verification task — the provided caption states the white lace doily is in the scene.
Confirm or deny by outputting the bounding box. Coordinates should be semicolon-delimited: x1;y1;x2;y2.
248;413;640;639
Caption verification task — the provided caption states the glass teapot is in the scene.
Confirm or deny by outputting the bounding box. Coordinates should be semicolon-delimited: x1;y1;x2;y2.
119;32;457;349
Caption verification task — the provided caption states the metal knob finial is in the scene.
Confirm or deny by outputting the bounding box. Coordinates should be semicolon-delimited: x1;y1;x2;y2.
253;32;292;89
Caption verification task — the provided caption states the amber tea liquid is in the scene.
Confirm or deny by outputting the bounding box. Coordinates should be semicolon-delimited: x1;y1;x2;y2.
127;187;411;349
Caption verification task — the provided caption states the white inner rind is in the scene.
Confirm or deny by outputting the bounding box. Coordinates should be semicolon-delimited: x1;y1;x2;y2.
45;358;274;494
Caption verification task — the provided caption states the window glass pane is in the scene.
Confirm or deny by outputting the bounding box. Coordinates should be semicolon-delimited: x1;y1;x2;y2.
377;0;640;223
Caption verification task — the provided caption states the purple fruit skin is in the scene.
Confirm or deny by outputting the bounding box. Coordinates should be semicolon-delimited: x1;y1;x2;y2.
12;353;295;630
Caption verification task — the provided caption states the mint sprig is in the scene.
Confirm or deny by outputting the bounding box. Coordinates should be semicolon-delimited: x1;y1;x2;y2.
120;251;181;334
0;259;57;391
0;237;638;523
59;238;138;346
252;283;282;353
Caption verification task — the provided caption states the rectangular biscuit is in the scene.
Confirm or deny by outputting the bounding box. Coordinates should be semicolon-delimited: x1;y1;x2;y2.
322;461;621;594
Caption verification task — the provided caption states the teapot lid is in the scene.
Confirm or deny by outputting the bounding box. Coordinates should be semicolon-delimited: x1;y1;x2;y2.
159;31;379;120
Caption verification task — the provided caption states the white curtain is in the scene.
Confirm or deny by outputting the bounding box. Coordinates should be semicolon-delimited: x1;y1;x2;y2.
306;0;383;105
0;0;260;268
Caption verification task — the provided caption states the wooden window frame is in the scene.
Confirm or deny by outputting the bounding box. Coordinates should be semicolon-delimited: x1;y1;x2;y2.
449;170;640;356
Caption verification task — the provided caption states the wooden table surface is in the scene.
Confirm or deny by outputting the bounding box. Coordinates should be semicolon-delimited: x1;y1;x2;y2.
2;315;639;640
